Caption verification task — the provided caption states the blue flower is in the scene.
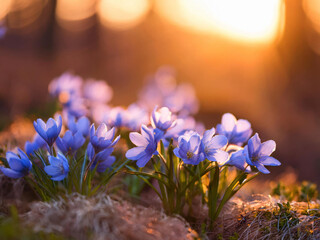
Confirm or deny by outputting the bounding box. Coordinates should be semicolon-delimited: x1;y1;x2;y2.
200;128;229;165
138;67;199;116
44;153;69;181
173;131;205;165
107;107;128;128
226;148;251;172
33;115;62;146
89;123;120;152
216;113;252;146
56;130;86;154
0;149;32;178
87;143;116;172
164;83;199;116
68;116;90;137
126;125;159;168
151;106;176;133
83;80;113;104
96;156;116;173
230;133;280;174
25;134;49;156
126;104;149;131
48;72;83;104
63;98;88;118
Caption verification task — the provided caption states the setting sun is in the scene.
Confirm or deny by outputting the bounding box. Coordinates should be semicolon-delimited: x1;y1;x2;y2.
155;0;285;44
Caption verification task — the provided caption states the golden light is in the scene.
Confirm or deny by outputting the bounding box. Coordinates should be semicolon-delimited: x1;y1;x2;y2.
155;0;285;44
303;0;320;54
0;0;12;20
56;0;96;31
97;0;150;30
303;0;320;32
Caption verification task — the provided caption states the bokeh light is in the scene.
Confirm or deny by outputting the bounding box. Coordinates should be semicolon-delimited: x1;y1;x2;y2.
0;0;12;20
155;0;285;44
97;0;150;30
303;0;320;32
56;0;97;31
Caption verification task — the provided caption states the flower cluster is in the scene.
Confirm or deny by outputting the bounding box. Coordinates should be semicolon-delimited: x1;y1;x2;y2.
0;69;282;226
126;110;280;175
1;113;120;199
49;72;113;119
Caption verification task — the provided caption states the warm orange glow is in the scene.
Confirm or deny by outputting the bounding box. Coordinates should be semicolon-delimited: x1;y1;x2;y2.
56;0;96;21
56;0;96;31
155;0;285;44
303;0;320;32
303;0;320;54
0;0;12;20
97;0;150;30
58;92;70;104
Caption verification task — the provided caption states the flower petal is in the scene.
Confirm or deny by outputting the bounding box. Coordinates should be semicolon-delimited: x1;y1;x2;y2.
255;161;270;174
141;125;153;141
17;148;29;160
34;120;47;141
189;134;201;152
248;133;261;157
56;115;63;135
104;127;116;141
51;174;67;181
6;151;18;161
221;113;237;132
202;128;215;143
77;116;90;136
0;167;24;178
48;155;62;166
206;135;228;150
46;124;58;144
110;135;120;147
129;132;148;147
207;150;229;165
96;123;108;138
236;119;251;133
173;148;182;159
259;156;281;166
228;150;247;170
258;140;276;157
95;148;113;162
136;154;151;168
97;156;116;173
126;147;146;160
56;137;67;154
8;158;24;172
86;143;95;161
44;165;62;177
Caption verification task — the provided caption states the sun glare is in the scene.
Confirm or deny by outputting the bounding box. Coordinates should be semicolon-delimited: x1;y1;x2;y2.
97;0;150;30
155;0;285;44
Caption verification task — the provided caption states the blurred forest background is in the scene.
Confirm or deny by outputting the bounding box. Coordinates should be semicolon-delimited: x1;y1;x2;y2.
0;0;320;183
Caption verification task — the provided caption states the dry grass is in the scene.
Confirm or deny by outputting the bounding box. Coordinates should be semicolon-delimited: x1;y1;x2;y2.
210;195;320;240
23;193;198;240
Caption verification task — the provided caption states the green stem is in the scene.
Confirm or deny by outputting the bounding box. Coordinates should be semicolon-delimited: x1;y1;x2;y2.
211;172;247;222
208;162;220;228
